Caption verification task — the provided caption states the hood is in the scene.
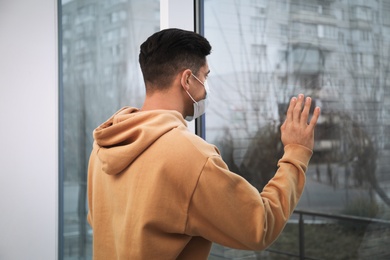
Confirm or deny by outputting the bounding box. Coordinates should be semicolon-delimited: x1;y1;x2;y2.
93;107;187;175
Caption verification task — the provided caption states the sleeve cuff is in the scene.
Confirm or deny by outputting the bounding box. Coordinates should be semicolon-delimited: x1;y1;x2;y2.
281;144;313;167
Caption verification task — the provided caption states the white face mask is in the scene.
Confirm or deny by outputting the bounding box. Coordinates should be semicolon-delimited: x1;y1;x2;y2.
185;73;209;122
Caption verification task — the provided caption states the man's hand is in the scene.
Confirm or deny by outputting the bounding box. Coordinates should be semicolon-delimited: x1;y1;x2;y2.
281;94;321;150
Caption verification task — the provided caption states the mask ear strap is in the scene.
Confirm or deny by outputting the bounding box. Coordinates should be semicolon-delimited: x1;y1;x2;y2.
191;73;204;86
185;90;198;104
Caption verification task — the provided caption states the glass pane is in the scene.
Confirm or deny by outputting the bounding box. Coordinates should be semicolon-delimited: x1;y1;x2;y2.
204;0;390;258
60;0;160;258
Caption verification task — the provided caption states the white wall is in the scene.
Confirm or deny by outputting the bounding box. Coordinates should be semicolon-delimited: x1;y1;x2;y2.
0;0;58;259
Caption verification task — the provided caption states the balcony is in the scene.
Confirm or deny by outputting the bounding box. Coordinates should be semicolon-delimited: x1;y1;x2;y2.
290;9;338;26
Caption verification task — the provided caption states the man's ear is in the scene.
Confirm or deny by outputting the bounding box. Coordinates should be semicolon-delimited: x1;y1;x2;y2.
180;69;192;91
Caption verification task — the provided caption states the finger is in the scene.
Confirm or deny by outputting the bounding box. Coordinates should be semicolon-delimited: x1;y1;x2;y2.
293;94;304;122
300;97;312;125
286;96;297;123
308;106;321;130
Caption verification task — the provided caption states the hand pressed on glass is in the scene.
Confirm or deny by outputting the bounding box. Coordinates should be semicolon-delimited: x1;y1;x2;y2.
280;94;321;150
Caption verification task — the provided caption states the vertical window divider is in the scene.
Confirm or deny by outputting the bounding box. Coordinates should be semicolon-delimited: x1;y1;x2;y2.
194;0;206;139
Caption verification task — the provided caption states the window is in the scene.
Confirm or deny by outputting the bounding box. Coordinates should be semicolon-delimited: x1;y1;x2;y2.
110;10;127;23
353;52;374;68
338;31;344;43
59;0;390;259
254;6;266;16
251;44;266;56
74;5;95;25
103;27;128;42
293;22;317;36
352;5;372;21
280;24;288;36
383;0;390;25
292;47;322;73
251;17;265;32
361;30;370;41
324;25;337;39
59;0;160;259
318;24;324;38
204;0;390;258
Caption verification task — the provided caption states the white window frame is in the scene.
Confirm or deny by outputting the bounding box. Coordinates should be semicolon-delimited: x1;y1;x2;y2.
160;0;198;133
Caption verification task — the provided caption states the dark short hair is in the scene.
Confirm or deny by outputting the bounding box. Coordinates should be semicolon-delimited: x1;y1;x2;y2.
139;28;212;90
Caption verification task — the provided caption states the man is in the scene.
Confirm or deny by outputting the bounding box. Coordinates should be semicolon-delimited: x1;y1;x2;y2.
87;28;320;259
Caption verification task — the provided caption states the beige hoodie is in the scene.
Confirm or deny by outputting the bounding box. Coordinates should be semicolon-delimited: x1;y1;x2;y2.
87;107;312;259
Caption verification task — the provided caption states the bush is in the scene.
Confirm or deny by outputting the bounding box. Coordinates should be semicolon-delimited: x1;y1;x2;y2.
339;197;379;232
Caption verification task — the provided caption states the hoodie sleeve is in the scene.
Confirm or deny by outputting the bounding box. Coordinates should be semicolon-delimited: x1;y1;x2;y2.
185;144;312;250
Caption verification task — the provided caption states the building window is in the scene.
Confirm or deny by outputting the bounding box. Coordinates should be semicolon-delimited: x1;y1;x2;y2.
104;27;128;42
110;10;127;23
352;5;372;21
361;30;370;41
353;53;374;68
383;0;390;25
338;31;344;43
251;17;265;32
324;25;337;39
280;24;288;36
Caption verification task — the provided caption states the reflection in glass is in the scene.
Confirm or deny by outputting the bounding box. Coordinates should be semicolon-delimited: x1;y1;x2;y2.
204;0;390;259
60;0;159;258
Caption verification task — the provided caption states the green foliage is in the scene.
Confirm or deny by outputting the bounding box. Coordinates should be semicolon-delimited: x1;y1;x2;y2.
341;197;379;218
267;223;368;259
